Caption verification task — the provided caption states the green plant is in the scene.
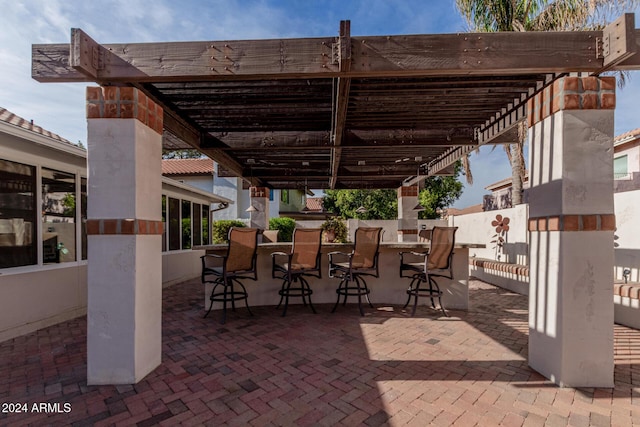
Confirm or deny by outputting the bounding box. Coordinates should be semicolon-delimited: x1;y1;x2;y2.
320;217;348;243
182;218;191;249
211;220;246;243
269;217;296;242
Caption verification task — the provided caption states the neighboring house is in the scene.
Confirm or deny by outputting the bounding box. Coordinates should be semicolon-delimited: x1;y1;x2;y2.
162;158;309;221
613;128;640;193
447;204;484;217
280;196;331;220
0;107;229;342
477;128;640;211
482;172;530;211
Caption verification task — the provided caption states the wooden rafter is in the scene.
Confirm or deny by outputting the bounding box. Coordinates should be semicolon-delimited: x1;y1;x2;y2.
329;21;352;189
34;30;640;84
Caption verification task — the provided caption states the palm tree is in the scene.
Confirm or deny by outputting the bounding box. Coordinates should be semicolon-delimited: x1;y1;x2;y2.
455;0;640;205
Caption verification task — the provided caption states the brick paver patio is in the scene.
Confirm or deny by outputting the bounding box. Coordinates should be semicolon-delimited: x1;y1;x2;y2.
0;278;638;426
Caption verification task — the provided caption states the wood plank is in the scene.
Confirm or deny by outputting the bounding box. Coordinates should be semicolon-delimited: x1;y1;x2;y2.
329;21;352;189
210;131;331;150
602;14;636;70
70;29;101;78
162;111;246;179
34;29;634;83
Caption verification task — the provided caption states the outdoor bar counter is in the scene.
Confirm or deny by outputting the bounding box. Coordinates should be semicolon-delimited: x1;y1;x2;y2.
194;241;484;314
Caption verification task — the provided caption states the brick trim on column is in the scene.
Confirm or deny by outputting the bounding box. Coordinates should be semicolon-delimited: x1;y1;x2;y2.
397;229;418;235
250;187;269;198
528;214;615;232
86;219;164;235
527;76;615;127
86;86;164;135
398;185;419;197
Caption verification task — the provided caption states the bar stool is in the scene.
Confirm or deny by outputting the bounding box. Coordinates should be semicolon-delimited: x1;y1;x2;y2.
328;227;383;316
201;227;258;323
271;228;322;316
399;226;457;317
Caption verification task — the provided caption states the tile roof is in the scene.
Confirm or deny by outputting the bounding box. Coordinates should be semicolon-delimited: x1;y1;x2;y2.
614;128;640;143
0;107;75;146
447;204;484;216
162;158;214;175
305;197;324;212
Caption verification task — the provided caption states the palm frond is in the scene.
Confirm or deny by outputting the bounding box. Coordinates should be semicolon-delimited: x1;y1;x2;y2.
462;154;473;185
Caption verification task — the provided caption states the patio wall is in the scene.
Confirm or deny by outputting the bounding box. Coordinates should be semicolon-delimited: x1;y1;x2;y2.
614;189;640;282
451;187;640;287
0;265;88;343
0;250;205;343
449;204;529;265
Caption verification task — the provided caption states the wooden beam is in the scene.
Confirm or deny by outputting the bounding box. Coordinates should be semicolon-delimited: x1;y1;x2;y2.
211;131;331;150
477;73;562;145
404;145;475;186
429;145;475;175
329;21;352;189
600;13;636;71
34;26;640;84
162;111;246;179
70;29;102;79
348;129;476;147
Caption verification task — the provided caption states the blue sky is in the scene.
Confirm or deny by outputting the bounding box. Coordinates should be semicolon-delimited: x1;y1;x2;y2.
1;0;639;208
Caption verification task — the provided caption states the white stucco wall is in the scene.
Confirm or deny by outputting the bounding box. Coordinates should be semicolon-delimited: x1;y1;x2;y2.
177;175;214;193
213;171;244;220
0;265;88;343
614;189;640;282
450;204;529;265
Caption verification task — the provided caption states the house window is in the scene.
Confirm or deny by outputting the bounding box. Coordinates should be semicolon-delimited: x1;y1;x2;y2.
161;195;167;252
42;168;76;263
168;197;181;251
202;204;209;245
81;177;87;260
281;189;289;204
269;189;274;201
0;159;37;268
181;200;191;249
614;155;628;179
193;202;202;247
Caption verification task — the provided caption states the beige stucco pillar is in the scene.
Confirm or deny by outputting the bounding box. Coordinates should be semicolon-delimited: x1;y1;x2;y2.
527;76;616;387
86;87;163;384
249;186;269;230
397;185;419;242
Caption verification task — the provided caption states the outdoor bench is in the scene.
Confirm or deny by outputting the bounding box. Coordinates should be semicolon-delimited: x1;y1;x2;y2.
614;282;640;329
468;257;529;295
469;257;640;330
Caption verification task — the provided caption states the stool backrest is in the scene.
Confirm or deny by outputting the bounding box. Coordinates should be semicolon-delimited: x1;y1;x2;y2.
291;228;322;269
427;226;457;270
352;227;383;268
226;227;259;272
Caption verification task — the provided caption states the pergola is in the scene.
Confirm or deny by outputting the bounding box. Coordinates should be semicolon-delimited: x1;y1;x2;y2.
32;15;640;387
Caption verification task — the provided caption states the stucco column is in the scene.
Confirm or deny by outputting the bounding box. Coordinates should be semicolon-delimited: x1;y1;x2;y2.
527;76;616;387
249;186;269;230
397;185;419;242
85;87;163;384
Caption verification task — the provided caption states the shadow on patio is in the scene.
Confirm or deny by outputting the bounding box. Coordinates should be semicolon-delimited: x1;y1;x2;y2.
1;278;639;426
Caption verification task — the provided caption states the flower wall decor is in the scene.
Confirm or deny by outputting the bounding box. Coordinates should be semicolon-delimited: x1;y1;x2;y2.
490;214;510;261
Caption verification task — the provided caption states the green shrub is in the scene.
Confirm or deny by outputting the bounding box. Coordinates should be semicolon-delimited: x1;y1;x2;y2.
211;220;246;243
320;217;348;243
269;217;296;242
